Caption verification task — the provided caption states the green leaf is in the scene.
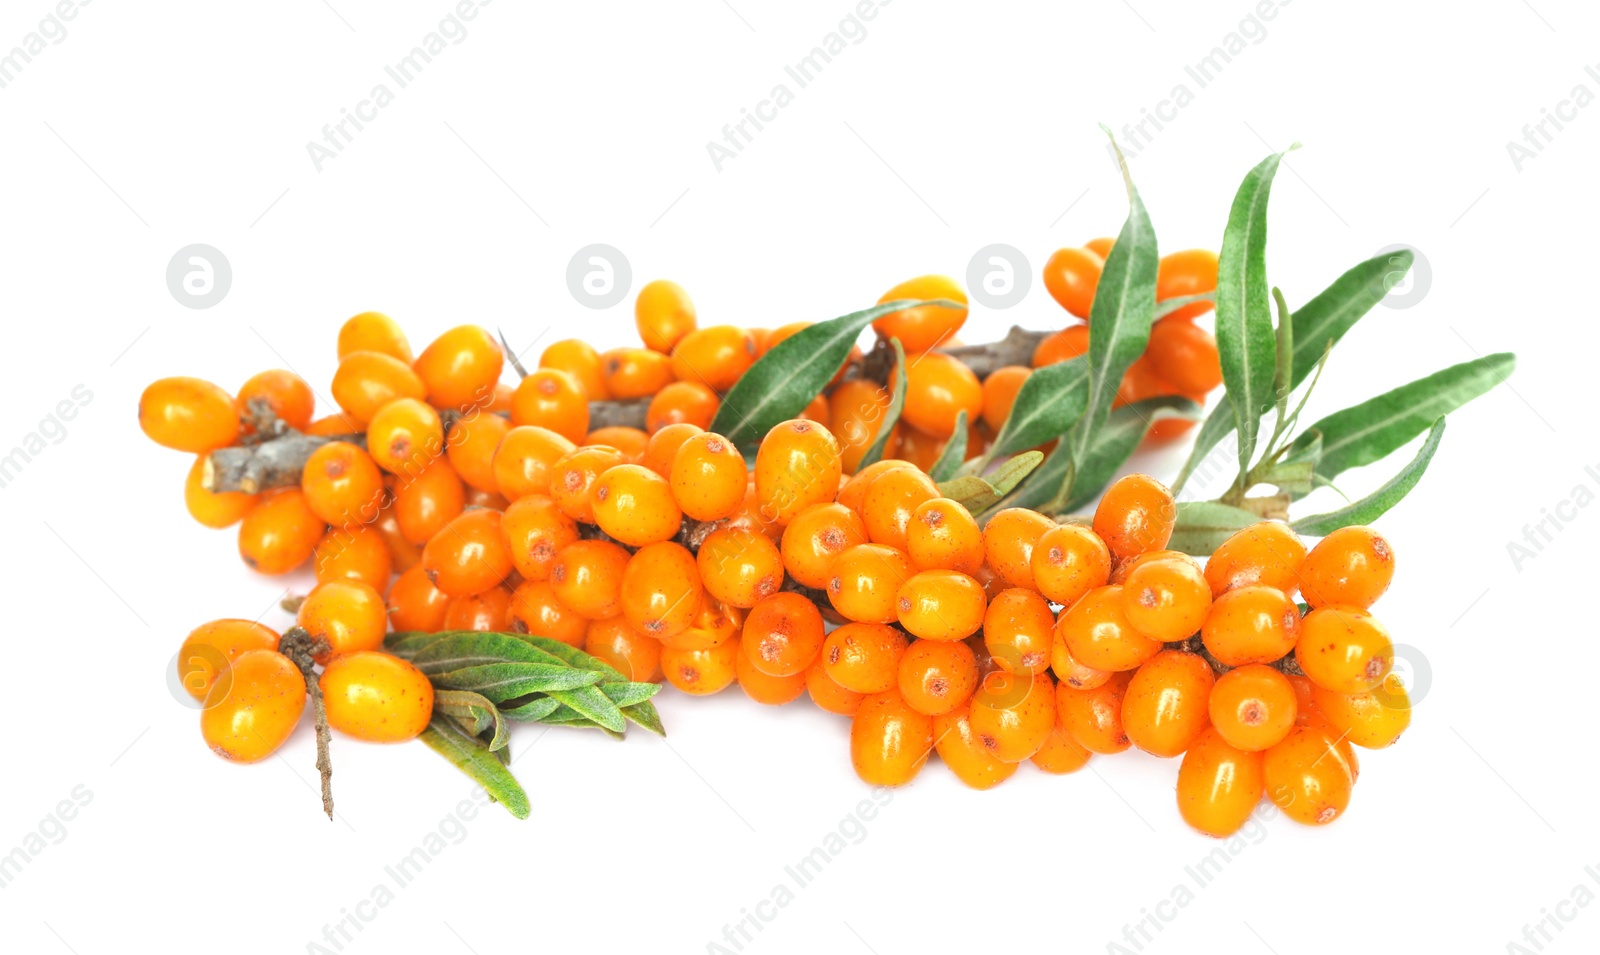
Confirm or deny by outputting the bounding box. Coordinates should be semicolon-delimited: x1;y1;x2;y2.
1252;460;1314;496
1292;418;1446;536
500;695;564;722
548;684;627;734
928;410;968;481
986;356;1089;461
403;631;572;674
430;662;602;700
510;635;664;735
1175;250;1409;493
1056;396;1203;513
856;339;907;471
709;299;954;448
1215;149;1292;484
419;718;531;819
432;689;509;751
1272;287;1294;417
1169;501;1263;556
620;702;666;737
1291;353;1512;487
599;681;663;709
1155;291;1214;320
937;451;1043;513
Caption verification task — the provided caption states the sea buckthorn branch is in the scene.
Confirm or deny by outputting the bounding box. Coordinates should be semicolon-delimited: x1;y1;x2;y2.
277;626;335;820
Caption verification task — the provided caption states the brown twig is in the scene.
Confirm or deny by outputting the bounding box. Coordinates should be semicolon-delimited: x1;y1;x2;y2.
278;627;334;820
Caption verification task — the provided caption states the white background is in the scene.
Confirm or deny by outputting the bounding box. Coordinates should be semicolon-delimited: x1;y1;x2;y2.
1;1;1594;953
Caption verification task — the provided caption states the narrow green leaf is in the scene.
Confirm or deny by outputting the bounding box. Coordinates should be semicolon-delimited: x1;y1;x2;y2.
599;681;663;709
500;695;563;722
432;689;509;751
928;410;968;481
419;718;531;819
1169;501;1262;556
856;339;907;471
709;299;954;447
513;635;628;682
1056;396;1203;514
405;631;572;674
548;684;627;733
1155;291;1213;320
431;662;602;699
1284;430;1322;466
987;356;1090;460
1272;287;1294;417
540;706;626;741
1215;149;1292;484
1253;460;1314;496
620;702;666;737
1291;354;1512;486
937;451;1043;512
1292;418;1446;536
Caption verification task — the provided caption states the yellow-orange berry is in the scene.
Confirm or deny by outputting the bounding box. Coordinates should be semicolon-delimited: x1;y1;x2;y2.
510;368;589;443
862;465;940;551
647;381;719;433
780;503;868;590
830;379;898;475
585;616;664;684
851;689;934;786
331;352;428;427
1030;523;1112;606
1263;723;1355;825
238;488;325;575
1055;670;1132;754
550;539;631;619
697;527;784;609
1296;606;1394;694
874;275;969;353
906;498;983;575
1310;674;1411;749
736;648;809;705
670;432;748;521
508;580;586;646
660;599;743;652
983;588;1055;675
1201;586;1302;667
1056;585;1162;673
237;369;315;433
414;325;504;413
805;659;866;715
635;279;698;353
592;463;682;547
177;619;280;702
1029;725;1093;774
1208;663;1297;752
822;622;908;694
366;398;444;477
319;651;433;743
391;458;466;546
298;580;388;662
389;564;452;633
661;636;739;696
1122;650;1215;758
982;508;1055;590
826;543;914;624
540;338;609;400
980;366;1031;432
421;508;512;597
1122;556;1212;643
755;419;842;527
445;411;511;495
896;569;987;642
549;445;627;524
1042;247;1102;319
641;422;703;477
670;325;758;392
742;592;826;677
602;347;675;400
1177;727;1264;837
500;494;579;583
200;650;305;763
1298;526;1395;610
1204;521;1307;598
898;639;979;716
933;704;1018;790
313;525;392;590
140;376;239;452
338;311;412;363
1093;474;1176;561
968;670;1056;763
184;456;258;529
620;541;704;639
901;351;982;440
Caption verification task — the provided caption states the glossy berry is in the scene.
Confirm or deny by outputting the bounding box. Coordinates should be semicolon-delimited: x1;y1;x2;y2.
1310;675;1411;749
238;488;325;575
874;275;969;352
906;498;983;575
140;377;239;452
338;312;412;363
934;704;1018;790
312;525;392;590
548;446;626;524
1176;727;1264;837
620;542;704;639
742;592;826;677
641;422;704;477
982;508;1056;590
862;466;940;551
388;564;452;633
539;338;609;400
647;381;720;433
1156;249;1219;322
445;586;514;632
1031;324;1089;368
510;368;589;443
660;599;742;652
1042;247;1102;319
391;458;466;546
551;539;631;619
635;279;697;353
493;426;577;501
822;622;909;694
421;509;512;597
1146;319;1223;394
1057;585;1162;673
602;347;675;399
837;459;914;515
896;569;987;642
851;690;935;786
697;527;783;609
591;463;682;547
177;619;280;702
237;369;314;433
1298;526;1395;610
1204;521;1307;598
830;379;897;474
319;651;433;743
1029;726;1093;774
508;580;587;646
670;432;748;522
661;636;740;696
183;456;258;529
414;325;504;413
781;503;868;589
827;543;914;624
897;639;979;716
1122;650;1215;758
1263;723;1355;825
1121;556;1212;642
200;649;305;763
983;588;1055;675
901;352;982;440
1208;664;1297;752
736;649;809;705
331;352;427;425
1056;670;1132;754
366;398;444;477
805;659;866;716
501;494;580;583
968;670;1056;763
1093;474;1175;561
1030;523;1112;607
445;411;511;496
1201;586;1302;667
670;325;758;392
1296;606;1394;694
980;366;1031;432
755;419;842;527
298;579;388;662
585;616;664;684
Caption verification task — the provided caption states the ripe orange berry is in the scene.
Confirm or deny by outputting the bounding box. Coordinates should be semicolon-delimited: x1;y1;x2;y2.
661;636;739;696
391;458;466;545
647;381;719;433
1156;249;1219;322
661;599;743;652
140;376;239;452
445;411;511;495
441;585;511;632
641;422;704;477
670;432;748;522
200;649;305;762
510;368;589;443
414;325;504;413
585;616;663;684
586;426;650;462
822;622;908;694
968;670;1056;763
1298;526;1395;610
1031;523;1113;606
601;348;674;400
500;494;579;583
670;325;758;392
373;505;420;573
338;312;413;363
901;351;982;440
238;488;325;575
874;275;969;353
389;564;452;633
1208;664;1297;752
1084;237;1115;258
177;619;280;702
898;639;979;716
298;579;388;662
982;588;1055;675
1050;632;1111;689
313;525;392;590
1121;556;1212;642
851;689;935;786
620;542;704;639
320;651;433;743
805;659;866;715
331;352;428;425
1176;727;1264;837
781;503;867;589
1296;606;1394;693
549;445;628;523
1204;521;1307;598
736;648;809;705
836;459;912;515
635;279;698;353
1310;674;1411;748
979;365;1030;432
896;569;986;642
184;456;258;529
1043;247;1103;319
1263;722;1355;825
827;543;914;624
982;508;1055;590
421;508;512;597
1093;474;1176;561
755;419;842;527
493;426;576;501
551;539;631;619
1056;584;1161;673
592;464;682;547
1030;725;1093;774
1056;670;1133;754
1147;318;1223;394
237;369;314;433
508;580;586;646
742;592;826;677
905;498;982;575
933;704;1019;790
691;527;780;610
1031;324;1090;368
1122;650;1215;758
829;379;898;475
1110;548;1198;585
1202;585;1302;667
861;466;939;551
366;398;444;477
540;338;609;399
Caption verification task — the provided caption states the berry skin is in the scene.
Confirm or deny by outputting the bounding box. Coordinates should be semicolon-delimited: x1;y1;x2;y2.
619;542;704;639
934;704;1019;790
1310;674;1411;749
982;508;1056;590
540;338;609;400
140;377;239;452
1201;586;1303;667
587;426;650;462
863;466;941;551
830;379;898;475
660;599;742;652
968;670;1057;763
896;569;987;642
901;351;983;440
500;494;579;583
1042;247;1103;319
661;636;740;696
1156;249;1220;322
1146;319;1223;394
421;509;513;597
836;459;914;515
591;463;682;547
641;422;704;478
805;659;866;716
1057;585;1162;673
1263;722;1355;825
1055;670;1133;754
635;279;697;353
980;366;1031;432
1209;664;1297;752
1176;727;1264;837
1084;237;1115;258
983;588;1055;675
897;639;979;716
1031;324;1089;368
647;381;720;433
313;525;392;590
585;616;664;684
851;690;935;786
906;498;983;575
237;369;315;433
781;503;869;589
827;543;915;624
1093;474;1176;561
602;347;675;399
670;433;748;521
1296;606;1394;694
670;325;758;391
549;445;628;524
366;398;444;477
200;650;306;763
741;592;825;677
822;623;909;694
508;580;587;646
338;312;413;363
444;411;511;496
298;580;389;662
319;651;433;743
1122;650;1216;758
331;352;428;425
238;488;325;575
1298;526;1395;610
1029;726;1093;774
736;649;809;705
392;458;466;546
177;619;280;701
388;564;452;633
1031;523;1113;607
445;585;514;632
874;275;969;353
755;419;842;527
373;506;421;574
1204;521;1307;598
697;527;783;609
184;456;258;529
551;539;631;619
510;368;589;443
1122;556;1212;643
414;325;504;413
